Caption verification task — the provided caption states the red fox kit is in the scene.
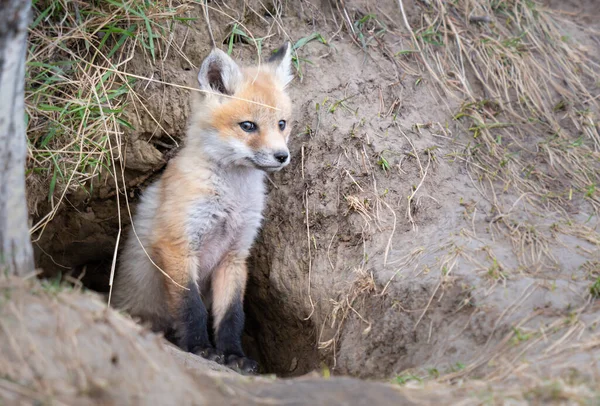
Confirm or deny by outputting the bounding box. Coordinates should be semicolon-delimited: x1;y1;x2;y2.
113;43;294;374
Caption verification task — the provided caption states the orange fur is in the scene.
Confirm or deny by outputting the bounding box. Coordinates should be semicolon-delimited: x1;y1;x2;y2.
211;254;248;332
196;70;292;152
150;164;213;289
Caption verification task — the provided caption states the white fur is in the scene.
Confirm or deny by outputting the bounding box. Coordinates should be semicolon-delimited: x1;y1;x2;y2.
199;130;257;168
186;166;266;286
112;181;170;330
197;48;242;95
274;42;294;88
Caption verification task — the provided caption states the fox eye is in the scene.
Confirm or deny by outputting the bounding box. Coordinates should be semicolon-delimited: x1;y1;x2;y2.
239;121;258;133
278;120;286;131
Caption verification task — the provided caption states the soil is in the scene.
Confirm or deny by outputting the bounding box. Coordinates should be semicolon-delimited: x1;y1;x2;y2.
0;277;431;405
28;0;600;393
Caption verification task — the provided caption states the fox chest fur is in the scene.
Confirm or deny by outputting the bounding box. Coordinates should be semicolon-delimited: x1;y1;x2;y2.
184;167;266;279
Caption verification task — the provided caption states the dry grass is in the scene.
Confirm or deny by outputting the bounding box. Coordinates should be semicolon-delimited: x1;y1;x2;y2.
395;0;600;216
25;0;193;236
318;267;376;366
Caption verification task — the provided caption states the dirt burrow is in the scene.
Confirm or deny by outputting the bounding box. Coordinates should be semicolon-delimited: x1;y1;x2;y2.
31;0;600;382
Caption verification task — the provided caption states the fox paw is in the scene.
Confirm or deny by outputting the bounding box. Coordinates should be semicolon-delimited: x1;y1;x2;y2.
225;354;259;375
195;347;225;364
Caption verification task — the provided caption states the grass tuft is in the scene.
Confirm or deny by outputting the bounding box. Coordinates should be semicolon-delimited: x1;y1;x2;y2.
26;0;190;223
590;277;600;298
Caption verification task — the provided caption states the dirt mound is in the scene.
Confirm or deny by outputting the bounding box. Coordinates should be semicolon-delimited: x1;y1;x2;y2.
1;276;597;404
3;276;598;405
27;0;600;398
0;277;421;405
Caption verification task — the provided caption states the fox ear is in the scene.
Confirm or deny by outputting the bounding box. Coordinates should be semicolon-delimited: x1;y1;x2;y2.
198;48;242;95
269;42;293;88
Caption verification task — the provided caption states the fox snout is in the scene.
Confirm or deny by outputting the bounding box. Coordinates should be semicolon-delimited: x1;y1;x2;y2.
252;148;290;171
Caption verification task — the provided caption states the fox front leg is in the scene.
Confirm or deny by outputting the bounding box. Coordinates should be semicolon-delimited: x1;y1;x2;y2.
211;253;258;374
154;241;224;364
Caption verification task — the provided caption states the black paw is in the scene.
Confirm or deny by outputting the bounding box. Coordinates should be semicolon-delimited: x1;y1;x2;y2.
225;354;259;375
195;347;225;364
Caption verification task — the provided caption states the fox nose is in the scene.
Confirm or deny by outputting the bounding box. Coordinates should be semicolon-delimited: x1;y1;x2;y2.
274;151;289;164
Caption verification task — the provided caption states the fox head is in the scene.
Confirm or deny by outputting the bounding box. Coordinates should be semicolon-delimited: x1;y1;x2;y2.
191;43;293;172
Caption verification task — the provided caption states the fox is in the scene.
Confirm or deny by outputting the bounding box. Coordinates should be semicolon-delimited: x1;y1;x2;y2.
112;42;294;374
